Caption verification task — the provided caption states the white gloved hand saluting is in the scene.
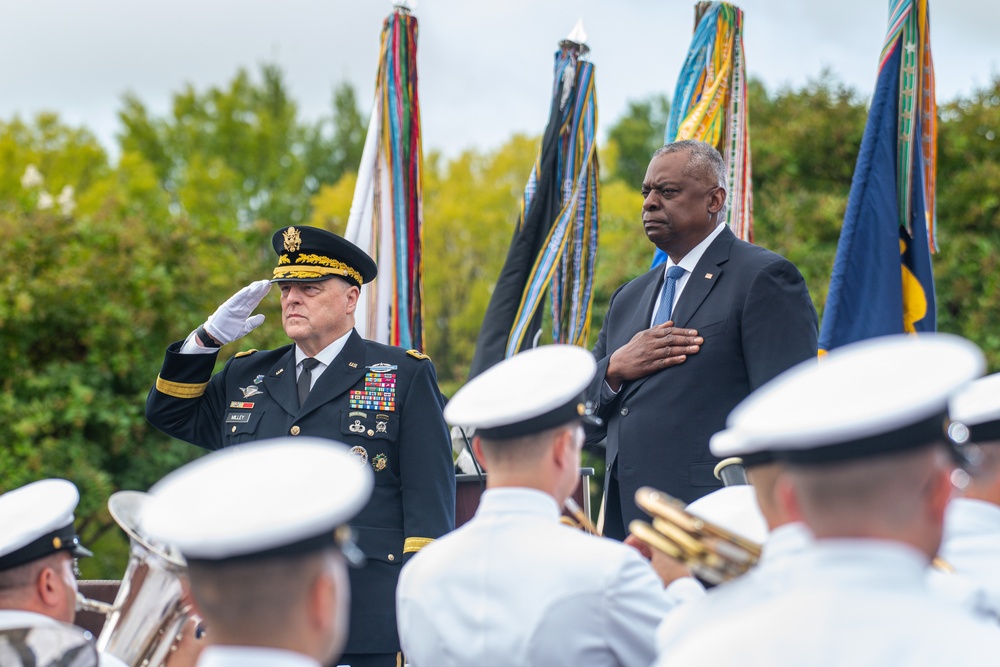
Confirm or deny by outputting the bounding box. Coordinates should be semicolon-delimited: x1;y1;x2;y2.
200;279;272;346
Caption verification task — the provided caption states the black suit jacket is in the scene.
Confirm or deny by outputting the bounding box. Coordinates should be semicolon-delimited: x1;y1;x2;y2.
587;227;817;531
146;330;456;654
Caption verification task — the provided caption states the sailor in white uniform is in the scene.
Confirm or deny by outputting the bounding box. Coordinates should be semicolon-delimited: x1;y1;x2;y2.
655;439;813;655
142;437;373;667
396;345;680;667
0;479;126;667
935;372;1000;617
656;334;1000;666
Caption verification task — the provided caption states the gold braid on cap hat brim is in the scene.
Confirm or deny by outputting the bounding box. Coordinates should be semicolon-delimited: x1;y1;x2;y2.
274;253;363;284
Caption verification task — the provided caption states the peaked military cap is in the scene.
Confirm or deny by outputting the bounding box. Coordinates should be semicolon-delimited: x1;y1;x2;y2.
271;225;377;286
712;334;984;465
445;345;601;440
950;372;1000;444
143;437;373;565
0;479;92;571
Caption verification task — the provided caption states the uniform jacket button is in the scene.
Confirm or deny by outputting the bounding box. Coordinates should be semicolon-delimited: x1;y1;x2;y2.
620;406;629;416
290;425;301;435
388;554;395;562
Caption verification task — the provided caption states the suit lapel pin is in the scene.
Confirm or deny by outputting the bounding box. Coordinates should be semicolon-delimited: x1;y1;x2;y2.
705;273;714;279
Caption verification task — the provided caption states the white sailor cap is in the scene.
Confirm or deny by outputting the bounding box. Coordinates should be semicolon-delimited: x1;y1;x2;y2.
686;486;768;545
0;479;92;571
142;438;373;565
710;429;777;469
712;334;984;465
950;372;1000;444
445;345;601;439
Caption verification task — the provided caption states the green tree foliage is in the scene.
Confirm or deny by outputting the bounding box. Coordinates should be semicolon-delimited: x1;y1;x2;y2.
2;65;999;576
117;65;366;235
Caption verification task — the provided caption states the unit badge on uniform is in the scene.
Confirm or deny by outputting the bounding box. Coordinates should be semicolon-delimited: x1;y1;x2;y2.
240;385;263;399
367;362;398;374
372;453;388;472
350;446;369;465
254;374;265;385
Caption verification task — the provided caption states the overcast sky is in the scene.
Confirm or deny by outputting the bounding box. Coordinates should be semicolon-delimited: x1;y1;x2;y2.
1;1;996;159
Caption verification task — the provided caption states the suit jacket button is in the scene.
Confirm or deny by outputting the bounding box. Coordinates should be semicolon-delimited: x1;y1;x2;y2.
620;406;629;416
290;425;301;436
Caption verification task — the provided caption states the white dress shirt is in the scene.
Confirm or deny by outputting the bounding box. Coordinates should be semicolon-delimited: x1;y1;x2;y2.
197;645;320;667
396;487;677;667
656;540;1000;666
293;329;352;390
648;221;727;327
656;521;813;653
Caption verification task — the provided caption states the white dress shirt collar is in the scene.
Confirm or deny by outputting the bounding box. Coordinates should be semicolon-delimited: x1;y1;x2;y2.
663;221;727;276
295;328;353;369
197;646;321;667
475;487;561;522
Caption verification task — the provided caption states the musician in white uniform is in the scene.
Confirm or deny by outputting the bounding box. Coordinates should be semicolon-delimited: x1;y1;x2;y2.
657;334;1000;666
937;372;1000;615
142;438;373;667
655;440;813;654
0;479;125;667
396;345;680;667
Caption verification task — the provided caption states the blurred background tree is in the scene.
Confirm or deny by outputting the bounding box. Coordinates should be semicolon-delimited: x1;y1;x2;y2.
1;63;998;576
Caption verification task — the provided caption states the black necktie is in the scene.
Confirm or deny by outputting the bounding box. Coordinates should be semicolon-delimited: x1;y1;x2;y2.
297;358;320;408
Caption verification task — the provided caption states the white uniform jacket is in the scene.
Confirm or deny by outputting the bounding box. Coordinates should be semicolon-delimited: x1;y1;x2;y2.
0;610;127;667
939;498;1000;616
656;540;1000;666
655;521;813;654
396;487;676;667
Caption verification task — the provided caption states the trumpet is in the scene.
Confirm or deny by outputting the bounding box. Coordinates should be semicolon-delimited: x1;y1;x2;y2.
629;486;761;586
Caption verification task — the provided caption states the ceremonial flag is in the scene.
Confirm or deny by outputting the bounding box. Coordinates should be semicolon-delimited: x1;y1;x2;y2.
653;1;752;267
467;21;600;380
345;4;425;350
818;0;936;352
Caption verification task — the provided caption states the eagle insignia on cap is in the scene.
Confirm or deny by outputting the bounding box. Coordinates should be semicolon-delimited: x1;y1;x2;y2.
350;446;369;465
283;227;302;252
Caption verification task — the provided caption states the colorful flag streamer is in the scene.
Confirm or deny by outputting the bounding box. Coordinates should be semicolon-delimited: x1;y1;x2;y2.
345;5;424;350
467;29;600;379
818;0;936;352
653;1;752;267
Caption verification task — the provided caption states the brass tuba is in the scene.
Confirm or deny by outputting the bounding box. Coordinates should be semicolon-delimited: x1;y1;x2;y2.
628;486;761;585
77;491;192;667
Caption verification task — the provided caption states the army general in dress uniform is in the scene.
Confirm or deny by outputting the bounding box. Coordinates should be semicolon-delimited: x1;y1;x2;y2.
145;226;456;667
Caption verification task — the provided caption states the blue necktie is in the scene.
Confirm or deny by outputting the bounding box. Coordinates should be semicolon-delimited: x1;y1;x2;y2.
653;266;687;326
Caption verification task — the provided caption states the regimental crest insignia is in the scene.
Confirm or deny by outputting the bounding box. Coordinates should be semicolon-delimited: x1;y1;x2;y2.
350;446;369;466
240;385;263;399
372;453;388;472
283;226;302;252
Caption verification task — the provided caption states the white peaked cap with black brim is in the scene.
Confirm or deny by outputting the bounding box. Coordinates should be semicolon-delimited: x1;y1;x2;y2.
445;345;601;440
142;438;373;565
686;485;768;545
950;372;1000;444
0;479;92;571
712;334;984;465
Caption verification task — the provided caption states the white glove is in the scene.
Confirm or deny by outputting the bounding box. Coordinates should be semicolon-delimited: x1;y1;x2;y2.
202;279;272;345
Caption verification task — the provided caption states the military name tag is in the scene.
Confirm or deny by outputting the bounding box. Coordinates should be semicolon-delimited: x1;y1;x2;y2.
226;412;252;423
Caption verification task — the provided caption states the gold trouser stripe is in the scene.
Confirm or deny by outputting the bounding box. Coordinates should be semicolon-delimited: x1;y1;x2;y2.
403;537;434;554
396;652;403;667
155;375;209;399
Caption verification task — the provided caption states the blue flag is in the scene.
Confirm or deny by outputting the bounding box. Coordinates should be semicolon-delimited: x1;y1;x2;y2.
818;2;936;352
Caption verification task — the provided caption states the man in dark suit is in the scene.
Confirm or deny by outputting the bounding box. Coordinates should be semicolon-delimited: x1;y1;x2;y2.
587;140;817;540
146;225;456;667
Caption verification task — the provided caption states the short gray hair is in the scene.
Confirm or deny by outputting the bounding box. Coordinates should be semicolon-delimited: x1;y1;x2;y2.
652;140;728;222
